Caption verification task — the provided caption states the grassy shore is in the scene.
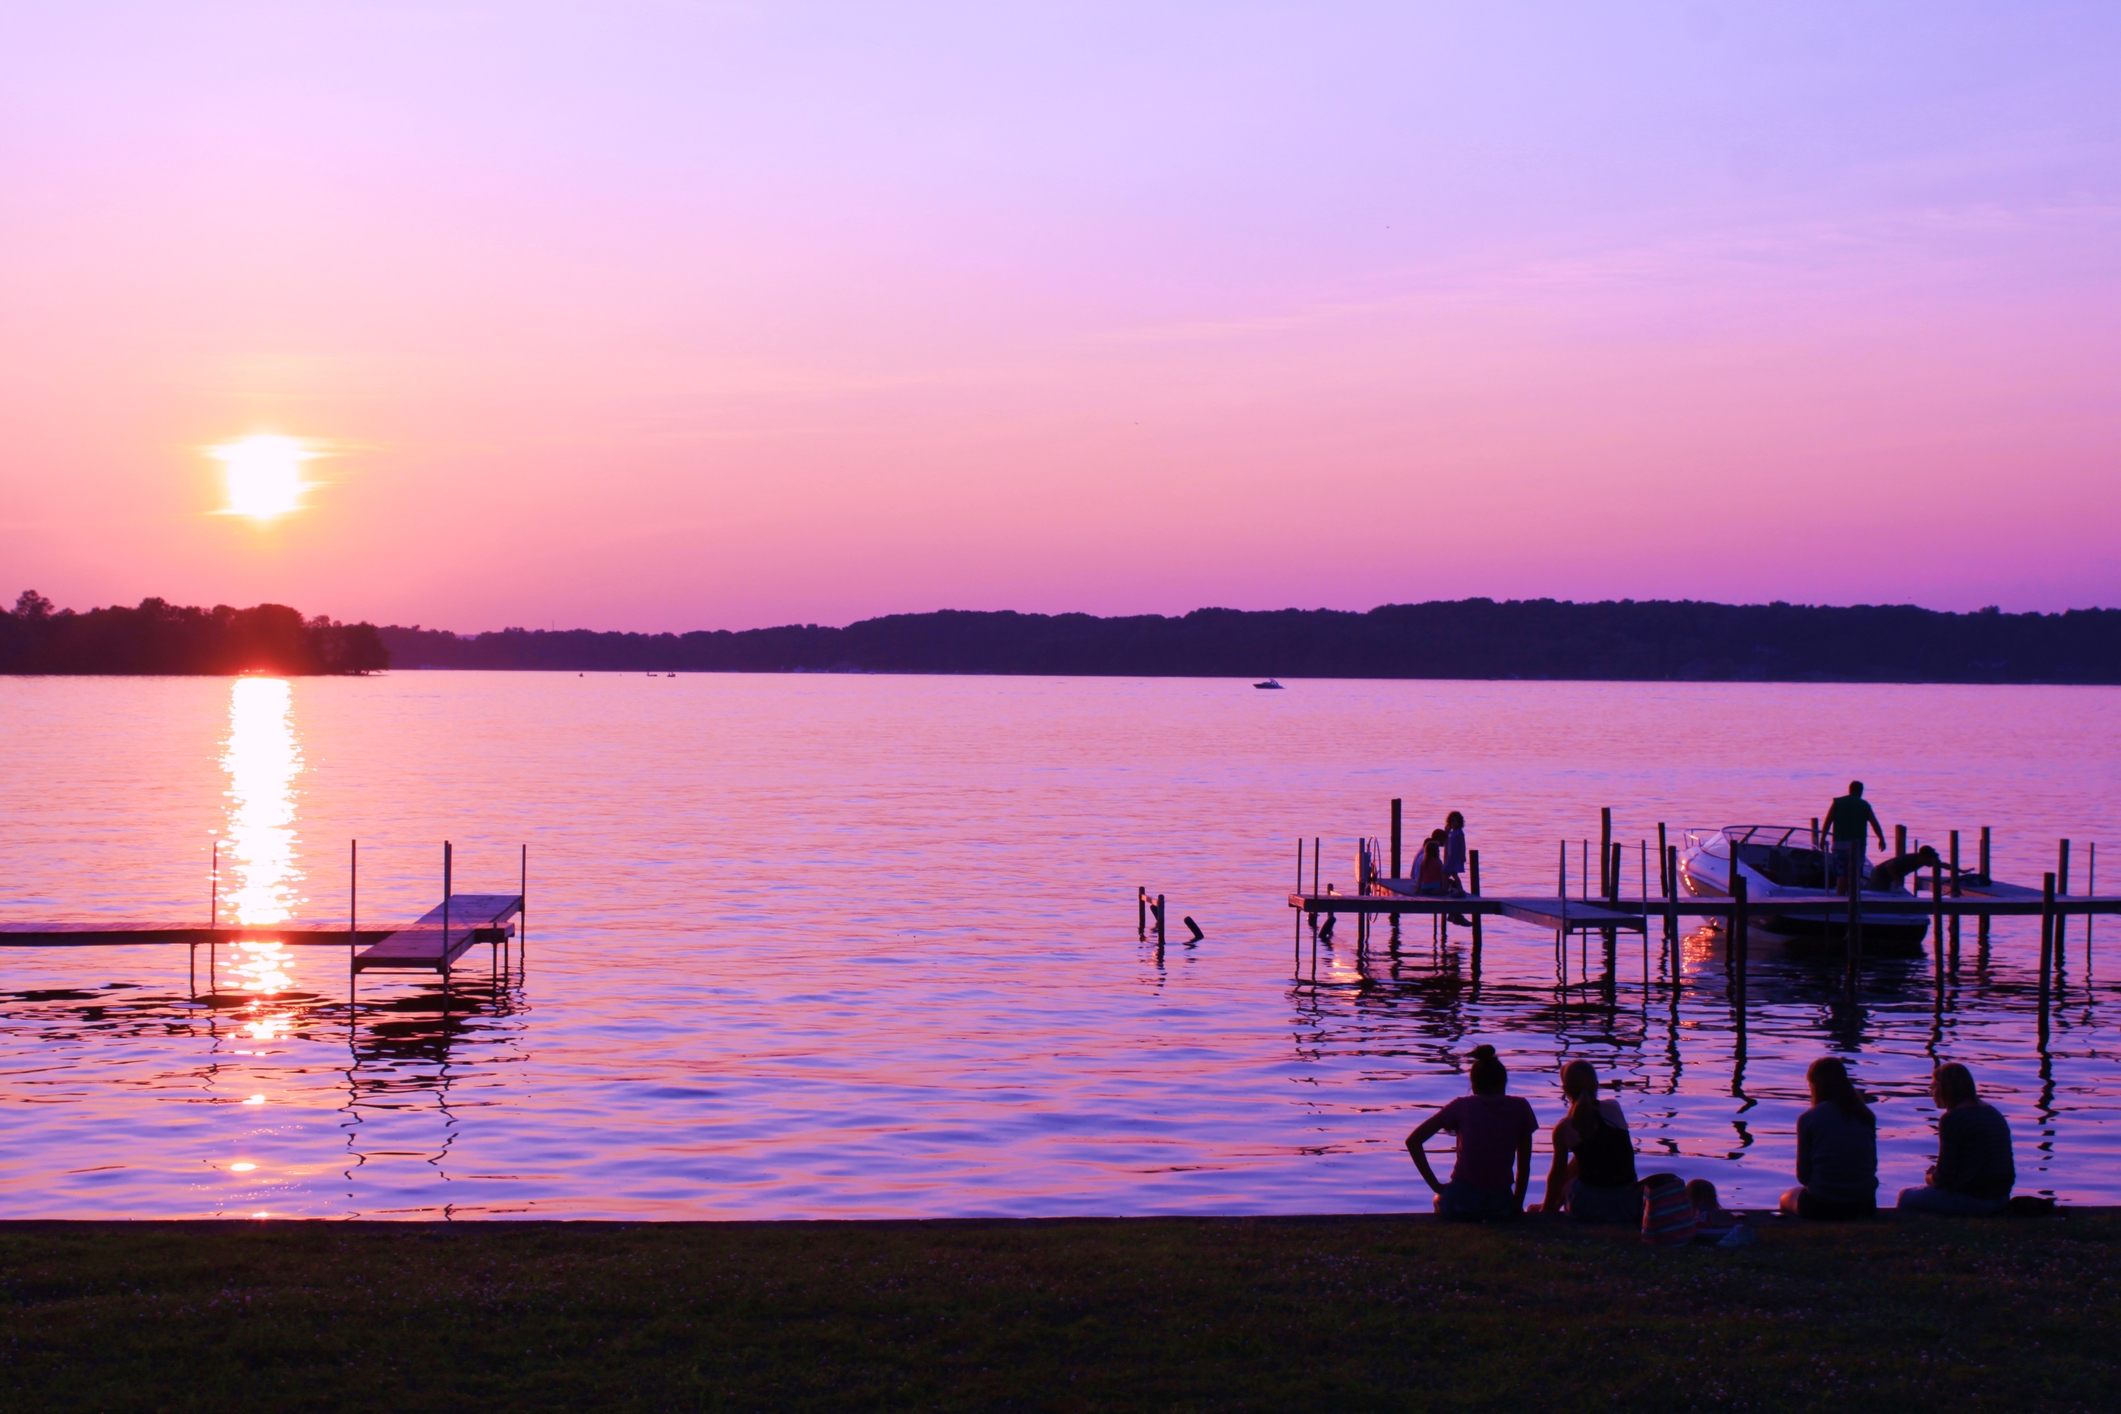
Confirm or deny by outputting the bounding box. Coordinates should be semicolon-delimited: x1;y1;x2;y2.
1;1212;2115;1412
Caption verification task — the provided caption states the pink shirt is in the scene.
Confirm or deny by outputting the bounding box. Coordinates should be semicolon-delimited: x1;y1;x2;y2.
1435;1094;1539;1192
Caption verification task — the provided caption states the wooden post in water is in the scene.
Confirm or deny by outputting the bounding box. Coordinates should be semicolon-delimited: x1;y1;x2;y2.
1311;838;1320;897
1390;799;1403;880
1949;829;1962;971
1895;823;1907;860
2088;842;2097;975
1600;808;1612;897
210;839;219;929
519;842;528;974
1561;847;1578;979
2039;872;2056;1036
1469;849;1484;977
1657;822;1669;893
1640;840;1650;987
1844;842;1863;997
349;838;358;1007
1931;865;1944;993
2058;840;2071;989
1666;844;1681;985
442;840;453;988
1978;826;1993;954
1732;873;1748;1018
1139;885;1147;938
1155;894;1166;945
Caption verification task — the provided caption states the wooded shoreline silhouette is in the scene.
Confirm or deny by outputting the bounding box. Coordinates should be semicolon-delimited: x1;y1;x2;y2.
10;593;2118;682
1;592;387;675
380;599;2121;684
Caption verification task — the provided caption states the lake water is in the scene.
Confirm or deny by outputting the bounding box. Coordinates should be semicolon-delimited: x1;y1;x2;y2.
0;673;2115;1219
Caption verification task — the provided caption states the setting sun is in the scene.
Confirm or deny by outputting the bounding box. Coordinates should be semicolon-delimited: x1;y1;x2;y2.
211;435;314;520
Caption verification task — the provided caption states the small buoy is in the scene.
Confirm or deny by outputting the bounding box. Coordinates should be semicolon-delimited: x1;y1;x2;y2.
1183;916;1204;942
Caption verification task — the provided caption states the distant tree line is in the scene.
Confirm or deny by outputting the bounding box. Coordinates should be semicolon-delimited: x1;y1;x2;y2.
379;599;2121;683
1;592;388;675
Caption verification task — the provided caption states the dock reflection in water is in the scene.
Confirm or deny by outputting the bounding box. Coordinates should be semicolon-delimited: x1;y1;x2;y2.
0;674;2115;1218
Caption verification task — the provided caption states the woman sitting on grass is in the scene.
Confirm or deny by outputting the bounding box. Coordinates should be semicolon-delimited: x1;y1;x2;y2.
1897;1062;2014;1216
1407;1045;1538;1221
1540;1060;1639;1222
1779;1057;1878;1220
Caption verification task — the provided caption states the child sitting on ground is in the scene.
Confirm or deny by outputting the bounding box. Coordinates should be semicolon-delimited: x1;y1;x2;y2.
1688;1179;1738;1232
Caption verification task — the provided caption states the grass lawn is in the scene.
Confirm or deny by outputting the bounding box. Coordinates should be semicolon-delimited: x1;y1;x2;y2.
0;1211;2114;1412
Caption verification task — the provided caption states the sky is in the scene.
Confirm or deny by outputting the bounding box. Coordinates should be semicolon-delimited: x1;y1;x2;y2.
2;2;2118;632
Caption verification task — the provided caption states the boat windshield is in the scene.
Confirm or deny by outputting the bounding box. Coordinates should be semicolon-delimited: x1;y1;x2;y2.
1691;825;1842;889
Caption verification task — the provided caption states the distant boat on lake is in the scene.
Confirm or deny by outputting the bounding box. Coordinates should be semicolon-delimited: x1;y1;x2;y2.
1253;678;1285;690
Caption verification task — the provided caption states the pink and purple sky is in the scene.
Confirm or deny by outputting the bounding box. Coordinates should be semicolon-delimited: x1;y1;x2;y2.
3;3;2117;631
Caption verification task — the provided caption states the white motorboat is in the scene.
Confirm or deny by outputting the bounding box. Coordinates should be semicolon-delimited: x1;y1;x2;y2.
1678;824;1929;955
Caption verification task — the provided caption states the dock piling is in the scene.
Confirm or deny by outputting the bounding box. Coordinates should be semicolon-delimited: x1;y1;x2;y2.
2040;872;2056;1036
1665;844;1680;984
1732;873;1748;1017
441;841;453;989
1469;849;1483;977
1599;808;1612;898
1979;826;1993;955
1949;829;1962;971
1390;799;1402;880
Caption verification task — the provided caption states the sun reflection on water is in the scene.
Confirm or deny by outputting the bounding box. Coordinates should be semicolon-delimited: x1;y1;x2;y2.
220;678;303;925
218;678;304;1034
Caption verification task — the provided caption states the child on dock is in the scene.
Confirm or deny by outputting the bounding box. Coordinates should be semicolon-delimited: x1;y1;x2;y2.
1406;1045;1538;1220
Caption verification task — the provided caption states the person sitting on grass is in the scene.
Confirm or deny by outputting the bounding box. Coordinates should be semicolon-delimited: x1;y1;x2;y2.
1897;1062;2015;1216
1779;1057;1878;1220
1407;1044;1537;1221
1540;1060;1639;1222
1688;1178;1738;1232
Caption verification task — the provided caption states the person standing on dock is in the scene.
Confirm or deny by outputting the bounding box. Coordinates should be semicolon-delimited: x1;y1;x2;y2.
1823;781;1886;888
1443;811;1473;925
1443;812;1468;891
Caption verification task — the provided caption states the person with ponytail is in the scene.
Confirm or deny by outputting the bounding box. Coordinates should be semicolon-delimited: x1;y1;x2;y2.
1539;1059;1639;1222
1406;1044;1538;1220
1779;1056;1879;1219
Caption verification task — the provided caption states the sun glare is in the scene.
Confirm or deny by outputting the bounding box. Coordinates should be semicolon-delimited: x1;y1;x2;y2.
211;434;314;520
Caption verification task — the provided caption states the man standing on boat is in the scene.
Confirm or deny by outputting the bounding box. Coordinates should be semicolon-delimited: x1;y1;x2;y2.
1823;781;1887;889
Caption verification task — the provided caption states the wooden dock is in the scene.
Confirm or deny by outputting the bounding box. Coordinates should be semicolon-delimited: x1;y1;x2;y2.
0;894;521;976
1288;890;2121;921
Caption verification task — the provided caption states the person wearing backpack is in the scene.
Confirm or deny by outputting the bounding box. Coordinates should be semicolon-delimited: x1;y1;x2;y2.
1779;1057;1879;1219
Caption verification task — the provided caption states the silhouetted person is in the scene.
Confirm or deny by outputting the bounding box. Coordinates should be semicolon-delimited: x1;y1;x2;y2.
1407;1045;1537;1220
1898;1063;2014;1216
1779;1057;1878;1219
1540;1059;1638;1222
1411;831;1447;895
1823;781;1886;888
1868;845;1943;895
